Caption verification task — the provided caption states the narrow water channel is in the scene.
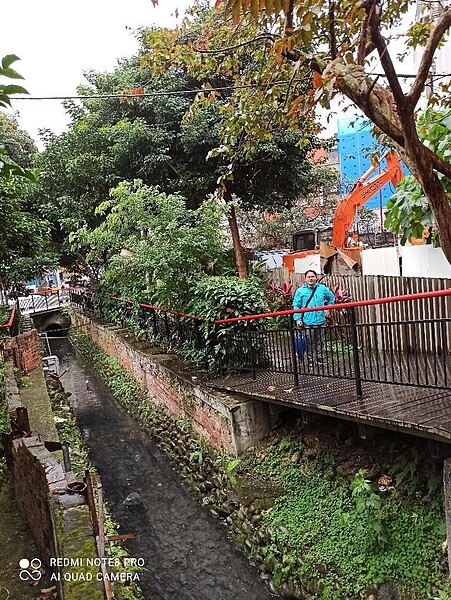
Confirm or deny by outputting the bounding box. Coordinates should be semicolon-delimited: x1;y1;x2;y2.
50;338;275;600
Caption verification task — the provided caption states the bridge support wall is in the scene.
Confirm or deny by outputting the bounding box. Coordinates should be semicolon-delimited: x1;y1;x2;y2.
71;311;273;455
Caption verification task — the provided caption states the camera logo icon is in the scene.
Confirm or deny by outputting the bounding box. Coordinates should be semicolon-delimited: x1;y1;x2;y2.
19;558;42;581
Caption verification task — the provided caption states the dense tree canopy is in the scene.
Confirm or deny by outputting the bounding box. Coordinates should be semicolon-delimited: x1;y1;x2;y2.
33;43;326;277
149;0;451;263
0;56;54;294
143;4;329;276
75;180;228;308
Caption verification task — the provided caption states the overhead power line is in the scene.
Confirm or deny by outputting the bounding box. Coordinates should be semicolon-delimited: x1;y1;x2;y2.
9;71;451;103
10;81;297;101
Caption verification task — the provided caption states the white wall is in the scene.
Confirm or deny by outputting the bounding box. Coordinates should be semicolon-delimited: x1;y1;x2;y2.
361;247;401;276
401;246;451;278
294;253;321;274
361;245;451;278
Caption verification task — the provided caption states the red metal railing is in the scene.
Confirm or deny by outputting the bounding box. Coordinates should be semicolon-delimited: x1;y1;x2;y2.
0;302;20;338
70;288;451;396
214;288;451;324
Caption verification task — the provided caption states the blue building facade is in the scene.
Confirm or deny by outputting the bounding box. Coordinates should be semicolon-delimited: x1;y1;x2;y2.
337;116;408;210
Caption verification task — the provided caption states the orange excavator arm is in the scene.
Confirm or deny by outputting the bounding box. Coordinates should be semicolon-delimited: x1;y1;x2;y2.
332;151;404;249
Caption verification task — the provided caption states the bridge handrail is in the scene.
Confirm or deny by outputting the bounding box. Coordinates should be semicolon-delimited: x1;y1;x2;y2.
108;296;208;321
69;286;451;395
0;302;20;337
75;287;451;325
213;288;451;324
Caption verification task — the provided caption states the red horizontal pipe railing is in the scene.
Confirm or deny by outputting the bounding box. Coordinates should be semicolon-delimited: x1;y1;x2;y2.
86;288;451;326
110;296;208;321
138;302;208;321
213;288;451;324
0;304;16;330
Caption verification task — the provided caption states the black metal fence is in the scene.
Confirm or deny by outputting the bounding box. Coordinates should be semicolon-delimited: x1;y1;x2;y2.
70;289;451;397
218;309;451;394
69;291;206;356
18;290;70;315
136;302;206;351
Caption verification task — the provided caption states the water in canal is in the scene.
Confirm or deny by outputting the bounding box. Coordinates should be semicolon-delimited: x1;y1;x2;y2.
50;338;275;600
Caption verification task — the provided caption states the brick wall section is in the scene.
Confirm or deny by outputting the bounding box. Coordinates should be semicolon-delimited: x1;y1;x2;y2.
72;312;272;455
3;359;103;599
12;437;61;563
14;329;41;373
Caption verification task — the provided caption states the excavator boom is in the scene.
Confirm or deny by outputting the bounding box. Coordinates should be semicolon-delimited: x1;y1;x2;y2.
282;151;404;274
331;151;404;248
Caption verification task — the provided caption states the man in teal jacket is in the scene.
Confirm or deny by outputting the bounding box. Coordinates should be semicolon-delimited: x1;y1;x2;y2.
293;270;335;370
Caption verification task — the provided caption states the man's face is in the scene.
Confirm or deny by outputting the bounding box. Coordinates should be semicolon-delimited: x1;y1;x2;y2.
305;272;317;286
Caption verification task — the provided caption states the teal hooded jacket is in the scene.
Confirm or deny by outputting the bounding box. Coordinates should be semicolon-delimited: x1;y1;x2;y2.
293;282;335;326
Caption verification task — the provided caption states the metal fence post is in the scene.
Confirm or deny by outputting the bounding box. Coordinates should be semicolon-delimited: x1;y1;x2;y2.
288;317;300;387
443;457;451;577
194;319;202;350
348;307;363;397
247;329;256;380
163;311;170;342
177;314;184;344
152;308;158;338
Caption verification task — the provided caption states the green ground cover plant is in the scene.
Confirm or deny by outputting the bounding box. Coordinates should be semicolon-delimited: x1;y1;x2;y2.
242;435;449;599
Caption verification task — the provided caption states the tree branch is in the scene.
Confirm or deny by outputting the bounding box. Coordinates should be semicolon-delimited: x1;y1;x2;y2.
356;11;369;66
367;0;407;111
193;33;277;54
407;7;451;108
285;0;294;34
329;1;337;60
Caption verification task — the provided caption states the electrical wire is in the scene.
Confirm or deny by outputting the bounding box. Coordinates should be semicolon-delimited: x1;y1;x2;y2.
9;71;451;103
10;80;299;101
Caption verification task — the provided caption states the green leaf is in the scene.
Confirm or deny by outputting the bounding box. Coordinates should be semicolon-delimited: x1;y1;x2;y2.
1;84;28;95
0;67;25;80
1;54;21;69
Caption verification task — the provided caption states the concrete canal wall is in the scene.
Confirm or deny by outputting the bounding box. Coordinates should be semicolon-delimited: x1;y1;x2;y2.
71;311;273;455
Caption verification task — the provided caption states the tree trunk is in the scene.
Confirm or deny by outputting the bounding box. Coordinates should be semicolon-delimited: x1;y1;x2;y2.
328;62;451;264
404;143;451;264
225;192;248;279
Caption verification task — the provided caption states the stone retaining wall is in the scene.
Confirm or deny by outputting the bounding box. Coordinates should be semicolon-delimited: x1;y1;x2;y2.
71;312;273;455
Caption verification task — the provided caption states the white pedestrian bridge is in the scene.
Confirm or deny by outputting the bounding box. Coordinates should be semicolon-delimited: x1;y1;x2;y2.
18;291;70;315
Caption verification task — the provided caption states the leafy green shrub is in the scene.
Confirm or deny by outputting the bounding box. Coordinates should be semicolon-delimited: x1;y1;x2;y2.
186;275;269;371
0;304;10;326
265;281;294;313
72;181;227;310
